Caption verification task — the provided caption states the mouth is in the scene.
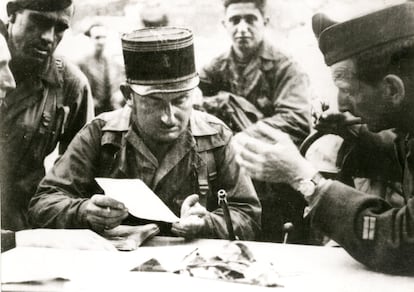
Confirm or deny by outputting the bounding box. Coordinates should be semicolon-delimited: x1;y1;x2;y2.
31;46;51;59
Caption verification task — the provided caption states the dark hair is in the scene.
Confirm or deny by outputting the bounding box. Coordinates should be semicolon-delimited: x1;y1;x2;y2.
84;23;105;37
223;0;266;15
354;37;414;85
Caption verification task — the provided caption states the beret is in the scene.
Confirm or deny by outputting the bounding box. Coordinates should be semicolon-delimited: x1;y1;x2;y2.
121;27;199;96
7;0;72;15
313;2;414;66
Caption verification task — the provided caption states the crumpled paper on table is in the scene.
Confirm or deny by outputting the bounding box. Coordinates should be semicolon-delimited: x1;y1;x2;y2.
134;241;282;287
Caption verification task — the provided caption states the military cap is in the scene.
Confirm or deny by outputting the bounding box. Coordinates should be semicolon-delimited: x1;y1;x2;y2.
313;2;414;66
121;27;199;96
7;0;73;15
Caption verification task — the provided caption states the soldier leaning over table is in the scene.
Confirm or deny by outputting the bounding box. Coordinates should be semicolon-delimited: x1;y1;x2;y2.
28;27;261;241
0;0;94;232
232;3;414;274
0;23;116;253
199;0;312;243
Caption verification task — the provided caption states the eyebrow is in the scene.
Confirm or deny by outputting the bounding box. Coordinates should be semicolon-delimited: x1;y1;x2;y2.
29;12;69;30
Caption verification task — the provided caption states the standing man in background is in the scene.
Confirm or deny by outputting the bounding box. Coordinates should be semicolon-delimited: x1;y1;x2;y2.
199;0;312;243
79;23;122;115
0;0;94;231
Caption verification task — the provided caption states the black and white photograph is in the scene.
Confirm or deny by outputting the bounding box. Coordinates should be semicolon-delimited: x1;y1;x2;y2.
0;0;413;291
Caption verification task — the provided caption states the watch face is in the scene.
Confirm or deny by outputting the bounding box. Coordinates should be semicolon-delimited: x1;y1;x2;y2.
298;179;316;197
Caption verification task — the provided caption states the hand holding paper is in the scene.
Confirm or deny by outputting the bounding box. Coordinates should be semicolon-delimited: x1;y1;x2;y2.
96;178;180;223
83;194;129;232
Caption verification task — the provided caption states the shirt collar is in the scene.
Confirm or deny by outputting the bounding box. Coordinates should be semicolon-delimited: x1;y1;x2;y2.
39;57;64;87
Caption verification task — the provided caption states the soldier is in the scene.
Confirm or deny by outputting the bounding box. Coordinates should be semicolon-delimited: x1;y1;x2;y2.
0;0;94;231
233;3;414;274
199;0;312;243
29;27;261;240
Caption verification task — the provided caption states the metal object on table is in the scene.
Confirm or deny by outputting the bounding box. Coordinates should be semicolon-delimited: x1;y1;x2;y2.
283;222;294;244
217;189;236;241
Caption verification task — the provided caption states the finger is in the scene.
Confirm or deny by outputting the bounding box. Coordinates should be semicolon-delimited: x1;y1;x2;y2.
238;146;263;165
184;204;208;217
91;195;126;210
88;203;129;219
87;214;125;230
182;194;199;208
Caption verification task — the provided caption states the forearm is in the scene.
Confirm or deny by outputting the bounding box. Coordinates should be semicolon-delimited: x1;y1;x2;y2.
311;180;414;273
205;202;261;240
29;189;90;229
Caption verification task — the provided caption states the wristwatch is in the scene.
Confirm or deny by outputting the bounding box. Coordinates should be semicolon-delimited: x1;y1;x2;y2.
296;172;325;197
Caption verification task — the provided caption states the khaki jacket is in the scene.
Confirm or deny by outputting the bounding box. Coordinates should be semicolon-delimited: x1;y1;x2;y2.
0;57;93;231
29;107;261;240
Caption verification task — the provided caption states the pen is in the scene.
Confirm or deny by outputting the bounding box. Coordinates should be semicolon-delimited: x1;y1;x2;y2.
217;189;236;241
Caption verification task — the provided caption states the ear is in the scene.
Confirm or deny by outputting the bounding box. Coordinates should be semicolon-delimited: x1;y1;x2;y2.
120;83;133;105
8;13;16;23
382;74;405;106
221;18;226;28
6;2;18;23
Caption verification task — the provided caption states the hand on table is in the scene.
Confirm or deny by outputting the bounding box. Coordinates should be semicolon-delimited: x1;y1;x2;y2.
232;123;317;185
15;229;117;251
83;194;129;232
171;194;208;238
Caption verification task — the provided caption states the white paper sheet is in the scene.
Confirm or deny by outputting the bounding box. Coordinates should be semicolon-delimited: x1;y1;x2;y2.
96;178;180;223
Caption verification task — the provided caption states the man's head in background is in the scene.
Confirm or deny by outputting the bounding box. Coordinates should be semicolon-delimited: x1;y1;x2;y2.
0;26;16;101
222;0;268;61
6;0;74;73
313;2;414;134
84;23;108;58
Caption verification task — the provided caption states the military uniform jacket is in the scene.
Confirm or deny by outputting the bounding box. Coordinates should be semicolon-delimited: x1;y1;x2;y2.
0;57;94;231
29;107;261;240
311;134;414;274
199;41;311;146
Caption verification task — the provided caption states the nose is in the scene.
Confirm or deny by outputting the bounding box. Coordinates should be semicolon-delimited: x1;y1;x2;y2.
160;103;176;126
236;19;249;34
40;26;55;44
337;92;353;113
0;66;16;93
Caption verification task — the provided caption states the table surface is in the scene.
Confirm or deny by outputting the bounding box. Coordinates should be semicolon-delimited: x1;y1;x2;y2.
2;236;413;292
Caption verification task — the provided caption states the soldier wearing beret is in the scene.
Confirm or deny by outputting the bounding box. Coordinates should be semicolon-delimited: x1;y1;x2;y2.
199;0;312;243
28;27;261;241
232;3;414;274
0;0;94;232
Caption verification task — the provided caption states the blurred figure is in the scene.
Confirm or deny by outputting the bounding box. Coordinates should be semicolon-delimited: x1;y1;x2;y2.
140;0;169;28
79;23;121;115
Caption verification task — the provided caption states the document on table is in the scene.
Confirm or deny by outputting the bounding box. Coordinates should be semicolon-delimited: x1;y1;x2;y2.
96;178;180;223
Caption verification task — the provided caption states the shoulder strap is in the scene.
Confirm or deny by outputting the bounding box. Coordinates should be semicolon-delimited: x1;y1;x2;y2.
197;148;218;210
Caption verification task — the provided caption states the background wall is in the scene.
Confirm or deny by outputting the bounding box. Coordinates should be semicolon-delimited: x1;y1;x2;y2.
0;0;406;108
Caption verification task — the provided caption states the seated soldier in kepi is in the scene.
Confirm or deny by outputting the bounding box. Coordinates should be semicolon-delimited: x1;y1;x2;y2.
28;27;261;240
